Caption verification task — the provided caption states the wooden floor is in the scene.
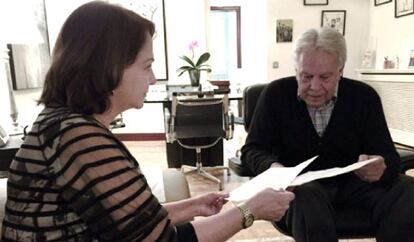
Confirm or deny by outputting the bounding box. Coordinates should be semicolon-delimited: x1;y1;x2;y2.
124;126;382;242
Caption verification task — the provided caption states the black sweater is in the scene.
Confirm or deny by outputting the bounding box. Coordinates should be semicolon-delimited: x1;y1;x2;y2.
241;76;399;185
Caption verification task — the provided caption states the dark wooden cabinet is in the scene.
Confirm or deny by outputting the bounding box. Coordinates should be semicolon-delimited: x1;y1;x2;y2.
0;135;23;173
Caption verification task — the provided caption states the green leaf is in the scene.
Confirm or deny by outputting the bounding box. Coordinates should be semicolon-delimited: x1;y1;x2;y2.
179;55;196;67
176;66;195;76
196;52;210;67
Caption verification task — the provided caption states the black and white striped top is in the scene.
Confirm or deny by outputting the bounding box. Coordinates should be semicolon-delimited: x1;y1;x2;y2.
2;107;195;241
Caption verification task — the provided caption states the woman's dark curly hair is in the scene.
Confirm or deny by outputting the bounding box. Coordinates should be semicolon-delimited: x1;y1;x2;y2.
39;1;155;115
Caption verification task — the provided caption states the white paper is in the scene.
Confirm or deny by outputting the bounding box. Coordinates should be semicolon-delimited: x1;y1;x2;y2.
229;156;317;202
229;156;377;202
290;157;377;186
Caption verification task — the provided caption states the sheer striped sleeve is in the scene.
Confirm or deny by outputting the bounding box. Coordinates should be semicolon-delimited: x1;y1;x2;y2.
56;121;178;241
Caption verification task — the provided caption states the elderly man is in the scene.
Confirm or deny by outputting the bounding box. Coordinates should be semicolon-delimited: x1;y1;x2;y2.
241;27;414;242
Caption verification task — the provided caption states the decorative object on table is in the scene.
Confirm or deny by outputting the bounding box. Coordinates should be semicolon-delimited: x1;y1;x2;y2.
361;49;376;69
383;57;395;69
276;19;293;43
395;0;414;18
321;10;346;35
177;40;211;87
304;0;328;6
374;0;392;6
0;125;9;147
209;80;230;91
361;36;377;69
409;50;414;68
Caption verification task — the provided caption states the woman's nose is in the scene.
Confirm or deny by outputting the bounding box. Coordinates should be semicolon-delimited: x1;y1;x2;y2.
149;72;157;85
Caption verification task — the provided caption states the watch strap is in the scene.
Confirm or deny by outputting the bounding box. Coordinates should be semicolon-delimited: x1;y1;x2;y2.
237;203;254;229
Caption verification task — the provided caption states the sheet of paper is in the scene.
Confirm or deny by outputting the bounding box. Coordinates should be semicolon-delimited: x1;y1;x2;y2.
229;156;317;202
290;157;377;186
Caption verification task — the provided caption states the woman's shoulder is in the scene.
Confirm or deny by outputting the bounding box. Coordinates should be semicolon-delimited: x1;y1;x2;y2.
31;107;111;148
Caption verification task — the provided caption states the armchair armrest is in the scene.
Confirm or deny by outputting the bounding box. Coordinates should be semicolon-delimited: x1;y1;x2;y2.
224;110;234;140
397;148;414;174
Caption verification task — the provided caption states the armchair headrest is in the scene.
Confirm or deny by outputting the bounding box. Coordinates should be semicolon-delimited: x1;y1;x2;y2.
243;83;267;131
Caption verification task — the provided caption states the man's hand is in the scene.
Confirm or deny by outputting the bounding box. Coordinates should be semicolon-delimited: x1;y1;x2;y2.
354;154;386;182
270;162;284;168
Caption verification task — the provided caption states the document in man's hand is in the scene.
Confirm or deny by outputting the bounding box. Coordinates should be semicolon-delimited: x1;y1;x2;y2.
229;156;377;202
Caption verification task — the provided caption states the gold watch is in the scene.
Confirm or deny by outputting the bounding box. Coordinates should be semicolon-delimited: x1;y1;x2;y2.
237;203;254;229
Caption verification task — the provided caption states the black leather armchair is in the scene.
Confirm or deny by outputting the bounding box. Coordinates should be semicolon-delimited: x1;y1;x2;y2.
228;83;414;238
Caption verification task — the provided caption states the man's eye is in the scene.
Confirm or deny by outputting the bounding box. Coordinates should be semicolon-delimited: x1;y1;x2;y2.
303;75;312;81
320;76;331;82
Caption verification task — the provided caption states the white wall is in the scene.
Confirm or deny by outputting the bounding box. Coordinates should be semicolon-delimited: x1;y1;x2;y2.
367;0;414;69
267;0;370;81
2;0;412;134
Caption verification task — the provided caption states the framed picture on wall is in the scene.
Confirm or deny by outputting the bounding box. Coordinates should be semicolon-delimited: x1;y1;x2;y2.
375;0;392;6
304;0;328;6
45;0;169;81
9;0;51;90
409;50;414;68
395;0;414;18
321;10;346;35
276;19;293;43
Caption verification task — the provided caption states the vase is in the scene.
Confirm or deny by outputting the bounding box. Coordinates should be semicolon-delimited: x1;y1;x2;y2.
188;69;200;87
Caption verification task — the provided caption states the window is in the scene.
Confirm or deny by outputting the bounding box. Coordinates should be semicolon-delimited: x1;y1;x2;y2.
210;6;241;80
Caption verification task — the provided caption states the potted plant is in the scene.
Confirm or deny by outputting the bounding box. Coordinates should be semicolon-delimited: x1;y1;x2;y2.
177;41;211;87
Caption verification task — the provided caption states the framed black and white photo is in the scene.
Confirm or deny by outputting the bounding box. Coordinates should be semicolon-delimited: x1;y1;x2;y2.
321;10;346;35
304;0;328;6
276;19;293;43
409;50;414;68
375;0;392;6
395;0;414;18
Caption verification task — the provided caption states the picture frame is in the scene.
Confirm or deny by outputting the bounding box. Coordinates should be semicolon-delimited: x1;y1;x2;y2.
45;0;169;81
321;10;346;35
409;50;414;68
395;0;414;18
304;0;328;6
9;0;51;90
112;0;168;80
276;19;293;43
375;0;392;6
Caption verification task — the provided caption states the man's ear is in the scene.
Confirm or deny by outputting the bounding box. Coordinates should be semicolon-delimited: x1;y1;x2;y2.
339;66;344;76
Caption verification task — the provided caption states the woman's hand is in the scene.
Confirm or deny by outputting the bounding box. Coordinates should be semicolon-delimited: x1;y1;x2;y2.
245;188;295;222
193;192;229;217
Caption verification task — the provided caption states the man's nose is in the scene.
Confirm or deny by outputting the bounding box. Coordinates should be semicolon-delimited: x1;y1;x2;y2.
310;78;322;90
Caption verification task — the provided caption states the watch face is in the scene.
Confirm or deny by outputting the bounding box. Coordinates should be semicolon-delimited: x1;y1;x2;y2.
245;215;254;227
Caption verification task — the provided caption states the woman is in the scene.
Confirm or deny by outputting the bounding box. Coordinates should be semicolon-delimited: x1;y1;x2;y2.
1;2;294;241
